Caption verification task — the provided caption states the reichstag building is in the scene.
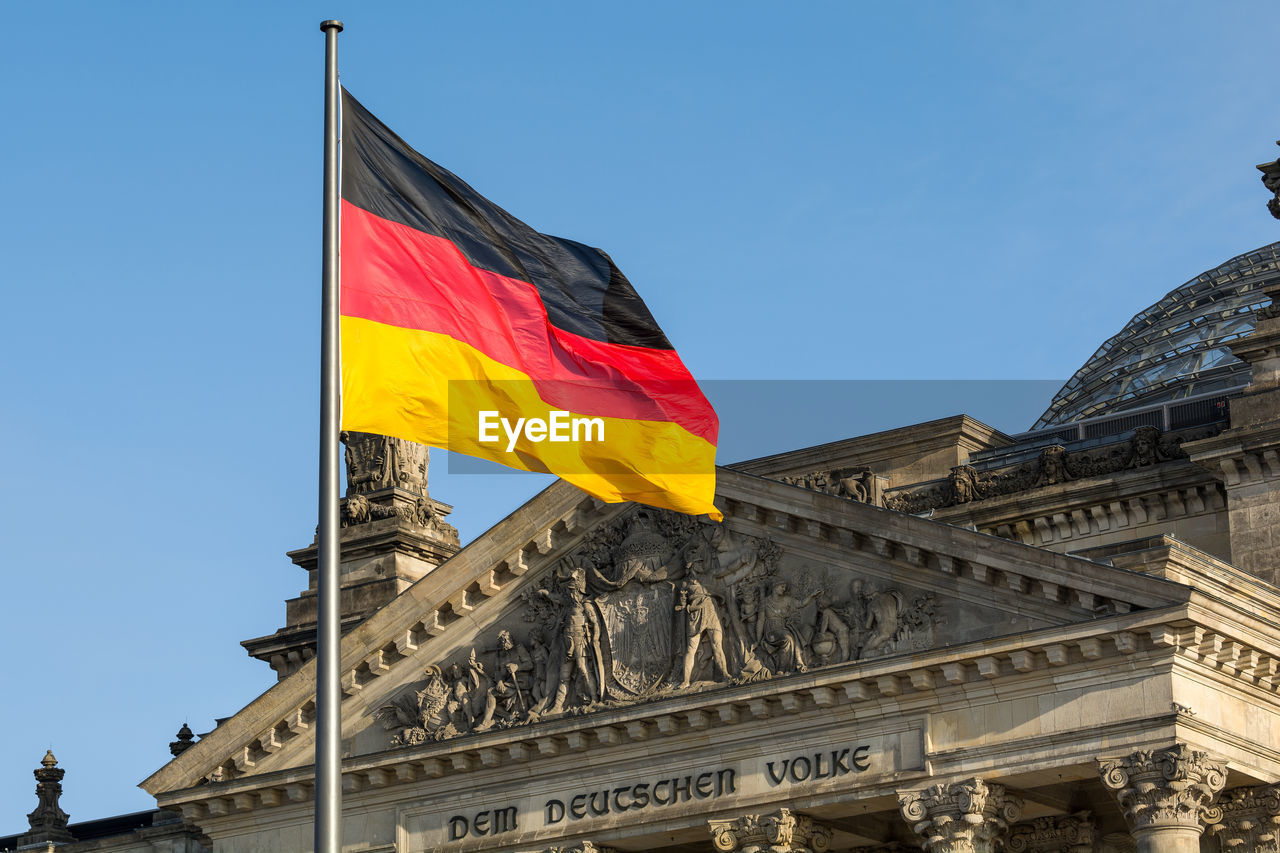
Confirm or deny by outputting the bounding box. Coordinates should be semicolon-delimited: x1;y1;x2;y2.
8;237;1280;853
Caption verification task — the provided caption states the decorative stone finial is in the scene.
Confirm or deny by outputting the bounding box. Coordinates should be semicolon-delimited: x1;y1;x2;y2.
899;778;1023;853
170;723;196;756
19;750;75;845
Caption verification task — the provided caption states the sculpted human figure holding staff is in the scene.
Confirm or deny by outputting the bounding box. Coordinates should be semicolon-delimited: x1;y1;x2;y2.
537;567;605;714
675;576;731;688
475;630;532;731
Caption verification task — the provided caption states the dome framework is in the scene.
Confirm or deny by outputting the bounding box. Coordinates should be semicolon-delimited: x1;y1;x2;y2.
1033;242;1280;429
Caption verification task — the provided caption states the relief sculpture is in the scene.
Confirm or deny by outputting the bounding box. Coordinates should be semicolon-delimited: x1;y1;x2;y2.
879;424;1218;515
376;507;940;746
781;467;882;505
343;431;428;495
338;431;459;543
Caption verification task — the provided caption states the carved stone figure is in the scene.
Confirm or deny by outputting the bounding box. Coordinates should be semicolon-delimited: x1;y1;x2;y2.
782;467;882;505
1126;426;1166;469
444;656;488;733
1258;142;1280;220
756;581;822;674
949;465;983;504
374;509;945;750
539;567;605;714
374;665;452;745
1035;445;1073;486
863;585;904;656
526;628;550;707
832;467;881;504
675;576;730;687
412;497;438;528
475;630;532;731
711;525;774;584
341;492;398;527
815;593;850;664
844;579;936;659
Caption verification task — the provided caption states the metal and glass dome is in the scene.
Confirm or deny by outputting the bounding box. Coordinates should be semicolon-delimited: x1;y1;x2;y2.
1032;242;1280;429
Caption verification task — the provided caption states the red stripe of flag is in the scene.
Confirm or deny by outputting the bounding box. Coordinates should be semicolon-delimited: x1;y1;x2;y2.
340;201;718;444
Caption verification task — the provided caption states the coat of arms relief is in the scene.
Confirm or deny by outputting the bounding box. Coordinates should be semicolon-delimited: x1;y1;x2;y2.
375;508;939;747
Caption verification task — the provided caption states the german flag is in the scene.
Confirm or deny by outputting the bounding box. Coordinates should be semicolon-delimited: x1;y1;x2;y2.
339;89;720;519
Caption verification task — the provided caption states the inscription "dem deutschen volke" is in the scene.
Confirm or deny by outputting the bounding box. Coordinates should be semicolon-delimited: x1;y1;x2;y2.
446;742;872;842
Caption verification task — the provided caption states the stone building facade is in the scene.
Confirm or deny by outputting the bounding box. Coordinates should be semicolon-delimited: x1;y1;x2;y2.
8;251;1280;853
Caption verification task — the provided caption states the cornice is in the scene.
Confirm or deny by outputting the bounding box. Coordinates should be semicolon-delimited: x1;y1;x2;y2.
730;415;1011;480
1185;423;1280;487
156;605;1234;821
929;462;1224;550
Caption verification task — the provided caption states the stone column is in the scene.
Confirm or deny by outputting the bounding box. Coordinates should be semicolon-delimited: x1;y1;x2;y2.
709;808;835;852
898;778;1023;853
1203;785;1280;853
1006;812;1096;853
1097;744;1227;853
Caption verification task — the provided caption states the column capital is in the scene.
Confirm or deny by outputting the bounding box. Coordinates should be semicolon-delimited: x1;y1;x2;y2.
899;778;1023;853
709;807;834;853
1007;812;1096;853
1097;744;1227;834
1204;785;1280;852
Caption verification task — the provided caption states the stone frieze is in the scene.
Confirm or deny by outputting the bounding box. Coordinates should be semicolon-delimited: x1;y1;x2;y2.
785;425;1222;515
375;507;938;747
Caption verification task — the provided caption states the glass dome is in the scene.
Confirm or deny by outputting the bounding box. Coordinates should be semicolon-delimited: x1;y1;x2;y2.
1033;242;1280;429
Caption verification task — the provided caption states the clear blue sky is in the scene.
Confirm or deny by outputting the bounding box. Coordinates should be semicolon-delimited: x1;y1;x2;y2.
3;1;1278;828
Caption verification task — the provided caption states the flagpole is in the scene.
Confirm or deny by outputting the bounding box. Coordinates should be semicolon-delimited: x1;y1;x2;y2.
317;18;344;853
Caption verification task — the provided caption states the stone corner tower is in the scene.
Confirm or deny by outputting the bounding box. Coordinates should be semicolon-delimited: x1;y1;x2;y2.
242;431;461;679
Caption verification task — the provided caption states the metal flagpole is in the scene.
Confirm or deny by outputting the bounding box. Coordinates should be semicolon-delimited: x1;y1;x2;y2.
316;18;344;853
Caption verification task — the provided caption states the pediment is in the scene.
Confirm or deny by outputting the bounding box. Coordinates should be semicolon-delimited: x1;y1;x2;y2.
143;469;1191;799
